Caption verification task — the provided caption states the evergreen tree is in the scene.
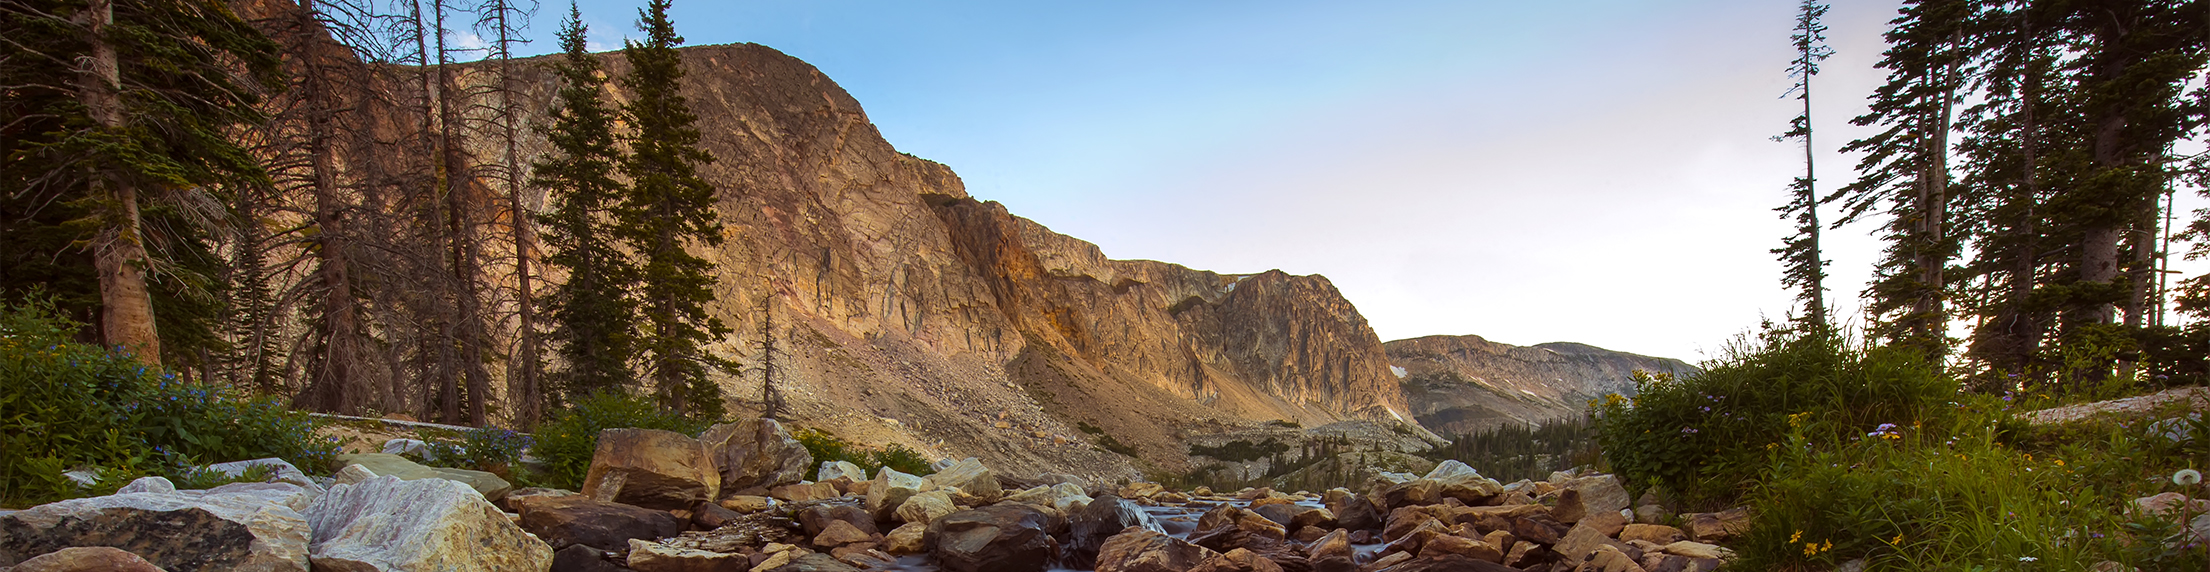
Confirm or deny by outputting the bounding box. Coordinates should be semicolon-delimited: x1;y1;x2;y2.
1834;0;1972;362
1774;0;1835;331
535;4;640;404
619;0;731;419
0;0;283;366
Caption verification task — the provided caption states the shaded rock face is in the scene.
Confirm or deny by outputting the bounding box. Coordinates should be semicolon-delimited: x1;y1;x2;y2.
922;504;1057;572
701;419;813;493
516;496;687;551
0;489;310;572
1387;335;1697;434
237;5;1418;479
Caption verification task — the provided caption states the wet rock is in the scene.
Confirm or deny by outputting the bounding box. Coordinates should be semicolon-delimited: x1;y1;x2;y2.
692;502;744;529
625;538;748;572
922;458;1001;502
306;475;551;572
1420;534;1503;562
923;504;1056;572
0;485;310;572
1063;495;1160;569
581;429;718;511
8;547;167;572
550;544;625;572
1096;528;1219;572
517;495;685;551
1189;548;1283;572
699;419;812;493
766;553;862;572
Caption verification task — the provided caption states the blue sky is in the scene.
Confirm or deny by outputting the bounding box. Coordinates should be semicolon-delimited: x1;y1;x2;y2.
500;1;2204;362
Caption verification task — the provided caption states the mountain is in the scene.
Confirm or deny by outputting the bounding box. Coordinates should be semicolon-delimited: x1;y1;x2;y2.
1385;335;1698;435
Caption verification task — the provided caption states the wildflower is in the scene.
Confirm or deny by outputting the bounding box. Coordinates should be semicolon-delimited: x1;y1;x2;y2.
1682;427;1699;434
1790;530;1802;543
2175;469;2203;486
2019;556;2037;562
1889;534;1903;545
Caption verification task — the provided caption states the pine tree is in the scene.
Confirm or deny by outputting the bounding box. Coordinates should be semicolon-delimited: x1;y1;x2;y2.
535;4;640;404
1774;0;1834;331
0;0;284;366
618;0;732;419
1834;0;1971;362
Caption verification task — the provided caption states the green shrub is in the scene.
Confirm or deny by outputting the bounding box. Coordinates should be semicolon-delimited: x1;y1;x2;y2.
407;426;534;476
531;391;712;489
1591;328;1954;505
0;299;337;507
793;428;933;479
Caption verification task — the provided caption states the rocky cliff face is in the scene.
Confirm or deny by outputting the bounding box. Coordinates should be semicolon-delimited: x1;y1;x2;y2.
1385;336;1697;436
249;24;1415;480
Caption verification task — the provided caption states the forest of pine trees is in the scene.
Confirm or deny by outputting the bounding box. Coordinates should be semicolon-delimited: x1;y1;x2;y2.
1791;0;2208;390
0;0;735;428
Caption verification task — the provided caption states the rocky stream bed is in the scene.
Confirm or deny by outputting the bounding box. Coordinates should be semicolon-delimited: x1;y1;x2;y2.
0;418;1747;572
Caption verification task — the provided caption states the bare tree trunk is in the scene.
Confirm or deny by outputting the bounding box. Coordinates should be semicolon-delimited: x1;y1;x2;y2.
77;0;162;364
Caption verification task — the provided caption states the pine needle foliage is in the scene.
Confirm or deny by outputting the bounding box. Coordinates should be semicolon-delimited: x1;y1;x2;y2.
534;4;639;404
619;0;732;420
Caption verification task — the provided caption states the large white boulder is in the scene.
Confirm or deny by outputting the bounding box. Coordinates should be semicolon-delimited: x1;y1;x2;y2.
305;475;552;572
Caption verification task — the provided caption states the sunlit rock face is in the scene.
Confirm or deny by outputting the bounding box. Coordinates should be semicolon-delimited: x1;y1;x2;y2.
1386;335;1697;435
234;0;1420;481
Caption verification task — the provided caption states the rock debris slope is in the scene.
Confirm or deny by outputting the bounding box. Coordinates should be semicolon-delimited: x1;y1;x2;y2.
1386;336;1698;435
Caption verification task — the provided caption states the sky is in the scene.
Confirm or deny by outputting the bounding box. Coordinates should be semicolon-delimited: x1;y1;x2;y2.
499;0;2207;362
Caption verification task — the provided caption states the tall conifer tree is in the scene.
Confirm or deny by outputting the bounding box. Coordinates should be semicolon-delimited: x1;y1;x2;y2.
1774;0;1834;331
620;0;730;419
535;4;638;403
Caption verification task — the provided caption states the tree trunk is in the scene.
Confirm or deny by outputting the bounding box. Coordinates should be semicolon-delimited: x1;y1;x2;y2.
77;0;162;364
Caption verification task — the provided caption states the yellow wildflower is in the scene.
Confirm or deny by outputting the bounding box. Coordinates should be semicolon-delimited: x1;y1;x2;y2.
1790;530;1803;543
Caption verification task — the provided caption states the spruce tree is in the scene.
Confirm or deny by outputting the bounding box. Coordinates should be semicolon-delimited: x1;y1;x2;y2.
1834;0;1971;362
1773;0;1834;331
535;4;640;403
620;0;732;419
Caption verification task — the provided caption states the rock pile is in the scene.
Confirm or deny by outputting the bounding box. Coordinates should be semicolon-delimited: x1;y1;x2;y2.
0;419;1743;572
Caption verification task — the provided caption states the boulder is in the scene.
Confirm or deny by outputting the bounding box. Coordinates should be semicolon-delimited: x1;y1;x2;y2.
1063;495;1162;569
882;522;927;554
624;538;748;572
921;458;1002;502
1512;513;1569;545
1189;548;1283;572
515;495;686;551
1383;507;1445;543
1334;494;1385;531
1120;482;1165;499
1621;524;1688;545
1582;544;1648;572
1678;508;1749;543
1581;509;1629;537
770;482;839;503
816;461;867;483
333;464;379;486
1423;460;1505;501
812;520;873;548
1420;534;1503;562
1307;529;1353;559
202;458;320;490
580;429;719;511
922;504;1056;572
550;544;625;572
8;547;168;572
1249;503;1300;527
115;476;175;495
895;490;956;524
1660;541;1732;560
305;475;551;572
698;418;812;493
719;495;774;513
333;453;511;501
1289;507;1336;530
0;486;311;572
863;467;926;520
693;502;744;529
1554;475;1630;524
1555;521;1620;561
797;505;877;537
1096;528;1219;572
1384;553;1521;572
1050;483;1094;513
